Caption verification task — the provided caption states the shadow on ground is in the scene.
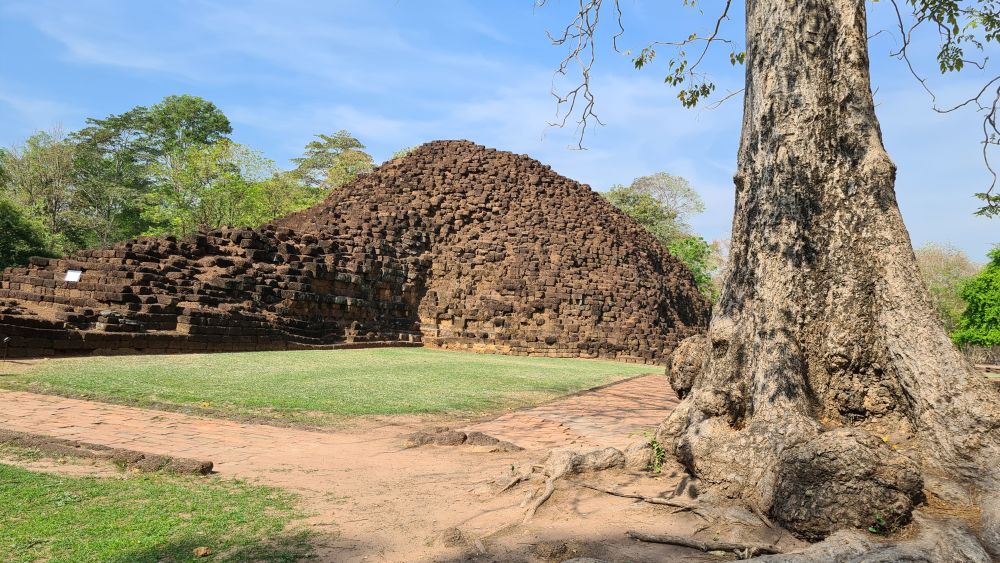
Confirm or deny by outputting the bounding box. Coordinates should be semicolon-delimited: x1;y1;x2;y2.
101;532;313;563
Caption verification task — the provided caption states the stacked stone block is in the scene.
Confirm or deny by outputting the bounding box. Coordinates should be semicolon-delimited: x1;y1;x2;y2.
0;140;709;363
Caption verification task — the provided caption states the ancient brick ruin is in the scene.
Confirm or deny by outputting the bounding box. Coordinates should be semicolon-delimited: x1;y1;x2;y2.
0;141;709;363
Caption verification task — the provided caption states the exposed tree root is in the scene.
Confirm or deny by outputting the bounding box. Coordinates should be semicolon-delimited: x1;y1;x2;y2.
523;477;557;523
503;444;742;525
495;445;815;558
626;530;783;557
748;514;994;562
749;503;776;529
572;481;704;515
498;468;533;493
503;446;637;522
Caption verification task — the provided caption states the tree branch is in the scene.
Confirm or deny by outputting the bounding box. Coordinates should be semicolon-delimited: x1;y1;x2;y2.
884;0;1000;216
626;530;783;556
538;0;738;148
536;0;621;149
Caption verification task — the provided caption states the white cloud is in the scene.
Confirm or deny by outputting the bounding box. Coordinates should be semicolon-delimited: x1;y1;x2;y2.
4;1;199;77
4;0;519;94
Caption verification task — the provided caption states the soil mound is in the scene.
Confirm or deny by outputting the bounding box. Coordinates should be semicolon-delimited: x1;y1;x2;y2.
0;140;708;362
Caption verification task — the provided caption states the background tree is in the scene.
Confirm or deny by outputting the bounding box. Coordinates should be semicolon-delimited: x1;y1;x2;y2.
602;183;679;243
665;236;715;298
291;131;374;195
70;94;233;244
914;242;982;334
0;96;364;264
0;148;9;184
71;112;153;248
0;96;345;264
144;140;281;238
0;199;53;270
630;172;704;229
543;0;1000;553
74;94;231;173
142;94;232;156
952;246;1000;346
0;130;84;253
255;171;317;223
603;173;716;298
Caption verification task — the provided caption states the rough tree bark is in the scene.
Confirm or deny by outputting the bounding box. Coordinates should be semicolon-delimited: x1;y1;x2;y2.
657;0;1000;550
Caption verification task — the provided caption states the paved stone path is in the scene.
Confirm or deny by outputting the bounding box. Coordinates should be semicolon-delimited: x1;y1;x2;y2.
0;374;673;460
467;374;677;450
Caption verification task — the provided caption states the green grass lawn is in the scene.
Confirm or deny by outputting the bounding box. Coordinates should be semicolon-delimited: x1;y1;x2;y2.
1;348;655;425
0;463;308;563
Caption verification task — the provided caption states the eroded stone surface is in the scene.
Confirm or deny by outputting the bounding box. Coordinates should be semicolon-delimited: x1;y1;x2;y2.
771;428;924;540
0;140;708;362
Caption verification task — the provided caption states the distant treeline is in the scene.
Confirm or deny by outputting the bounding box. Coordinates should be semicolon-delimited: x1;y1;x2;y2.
0;94;379;269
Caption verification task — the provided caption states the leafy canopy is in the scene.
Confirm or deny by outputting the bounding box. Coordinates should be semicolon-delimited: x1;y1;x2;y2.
602;172;704;244
144;140;292;238
73;94;231;165
0;198;53;270
0;130;83;253
667;235;716;299
143;94;232;155
603;184;683;244
292;131;374;192
65;94;234;245
602;173;717;299
952;246;1000;346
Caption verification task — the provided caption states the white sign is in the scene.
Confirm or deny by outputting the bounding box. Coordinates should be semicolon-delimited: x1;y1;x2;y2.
64;270;82;282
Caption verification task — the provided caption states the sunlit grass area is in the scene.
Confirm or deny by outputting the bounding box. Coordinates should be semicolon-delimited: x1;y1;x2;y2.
1;348;656;425
0;463;308;563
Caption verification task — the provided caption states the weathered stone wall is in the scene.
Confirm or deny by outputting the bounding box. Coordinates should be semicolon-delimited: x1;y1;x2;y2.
0;140;709;363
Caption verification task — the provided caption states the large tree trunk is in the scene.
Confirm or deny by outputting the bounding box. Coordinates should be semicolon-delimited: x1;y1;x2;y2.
659;0;1000;548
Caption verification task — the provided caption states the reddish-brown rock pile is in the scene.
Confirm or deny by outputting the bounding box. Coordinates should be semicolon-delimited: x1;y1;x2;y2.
0;140;709;363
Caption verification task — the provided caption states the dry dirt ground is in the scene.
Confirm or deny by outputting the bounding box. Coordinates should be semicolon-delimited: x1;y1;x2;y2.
0;375;804;562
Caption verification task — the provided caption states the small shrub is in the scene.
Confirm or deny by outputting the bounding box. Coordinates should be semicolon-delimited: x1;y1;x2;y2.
667;235;717;300
867;513;899;536
645;432;666;473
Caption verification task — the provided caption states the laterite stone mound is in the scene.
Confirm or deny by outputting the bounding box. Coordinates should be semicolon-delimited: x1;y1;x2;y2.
0;140;709;363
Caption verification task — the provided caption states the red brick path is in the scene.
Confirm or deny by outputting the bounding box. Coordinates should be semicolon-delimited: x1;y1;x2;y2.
466;374;676;450
0;374;674;465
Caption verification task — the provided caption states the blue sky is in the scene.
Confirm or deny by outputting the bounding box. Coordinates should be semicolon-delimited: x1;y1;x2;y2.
0;0;996;259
